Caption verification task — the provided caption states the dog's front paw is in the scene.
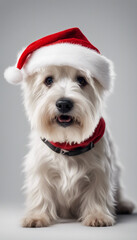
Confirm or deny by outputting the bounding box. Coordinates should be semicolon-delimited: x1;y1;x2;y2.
21;213;51;228
82;213;115;227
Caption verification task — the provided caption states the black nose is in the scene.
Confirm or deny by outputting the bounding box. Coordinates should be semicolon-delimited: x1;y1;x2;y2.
56;98;73;113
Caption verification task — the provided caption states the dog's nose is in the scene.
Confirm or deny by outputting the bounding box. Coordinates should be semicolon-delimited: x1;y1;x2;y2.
56;98;73;113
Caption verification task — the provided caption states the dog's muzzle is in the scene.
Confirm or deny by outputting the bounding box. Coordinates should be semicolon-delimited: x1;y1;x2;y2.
56;98;74;127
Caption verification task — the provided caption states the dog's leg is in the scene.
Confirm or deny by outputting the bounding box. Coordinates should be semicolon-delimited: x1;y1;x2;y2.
21;153;58;227
106;129;135;215
79;194;115;227
79;168;115;227
21;180;57;228
115;187;135;214
114;161;135;214
113;160;135;214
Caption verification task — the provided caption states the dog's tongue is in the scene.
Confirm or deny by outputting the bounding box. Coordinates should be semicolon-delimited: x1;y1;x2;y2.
58;115;72;123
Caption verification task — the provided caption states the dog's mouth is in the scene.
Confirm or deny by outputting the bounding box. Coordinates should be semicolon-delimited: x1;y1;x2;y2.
56;115;73;127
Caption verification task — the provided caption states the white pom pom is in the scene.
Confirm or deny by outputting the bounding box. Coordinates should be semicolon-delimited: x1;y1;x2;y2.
4;66;23;84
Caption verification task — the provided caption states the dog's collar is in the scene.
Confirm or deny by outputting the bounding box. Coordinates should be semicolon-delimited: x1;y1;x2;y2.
41;117;105;156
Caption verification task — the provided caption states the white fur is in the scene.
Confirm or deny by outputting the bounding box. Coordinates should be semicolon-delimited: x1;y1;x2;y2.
17;65;134;227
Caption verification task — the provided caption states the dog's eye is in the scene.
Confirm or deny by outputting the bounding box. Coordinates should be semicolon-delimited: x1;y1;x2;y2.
76;76;87;87
44;76;53;86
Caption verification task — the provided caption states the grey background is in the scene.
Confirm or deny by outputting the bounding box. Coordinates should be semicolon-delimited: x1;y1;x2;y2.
0;0;137;239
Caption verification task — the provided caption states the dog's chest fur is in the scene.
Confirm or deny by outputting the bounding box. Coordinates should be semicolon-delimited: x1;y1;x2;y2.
25;130;114;219
47;153;92;217
39;136;109;217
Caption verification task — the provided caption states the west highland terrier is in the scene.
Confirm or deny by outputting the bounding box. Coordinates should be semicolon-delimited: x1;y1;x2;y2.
4;28;134;227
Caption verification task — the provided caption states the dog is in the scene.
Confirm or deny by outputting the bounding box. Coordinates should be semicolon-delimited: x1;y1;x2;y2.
4;28;134;227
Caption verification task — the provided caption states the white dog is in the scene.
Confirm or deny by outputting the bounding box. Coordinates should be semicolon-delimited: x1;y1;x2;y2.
4;28;134;227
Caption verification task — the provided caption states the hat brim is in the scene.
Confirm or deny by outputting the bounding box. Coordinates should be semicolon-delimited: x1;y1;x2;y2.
23;43;115;90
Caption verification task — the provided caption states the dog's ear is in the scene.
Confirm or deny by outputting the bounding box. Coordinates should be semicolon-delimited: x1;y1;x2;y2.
4;48;25;85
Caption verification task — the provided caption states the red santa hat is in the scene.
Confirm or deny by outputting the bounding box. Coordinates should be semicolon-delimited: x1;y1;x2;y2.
4;27;115;90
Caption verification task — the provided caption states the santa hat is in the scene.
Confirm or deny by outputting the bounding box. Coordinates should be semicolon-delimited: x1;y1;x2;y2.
4;27;115;90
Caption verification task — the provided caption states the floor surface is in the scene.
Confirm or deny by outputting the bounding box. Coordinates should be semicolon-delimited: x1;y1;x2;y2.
0;206;137;240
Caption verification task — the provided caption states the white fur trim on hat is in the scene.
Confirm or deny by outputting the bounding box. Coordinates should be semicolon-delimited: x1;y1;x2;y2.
4;66;23;84
23;43;115;90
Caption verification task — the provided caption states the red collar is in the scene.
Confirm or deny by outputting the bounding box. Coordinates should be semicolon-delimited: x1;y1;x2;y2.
41;118;105;156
